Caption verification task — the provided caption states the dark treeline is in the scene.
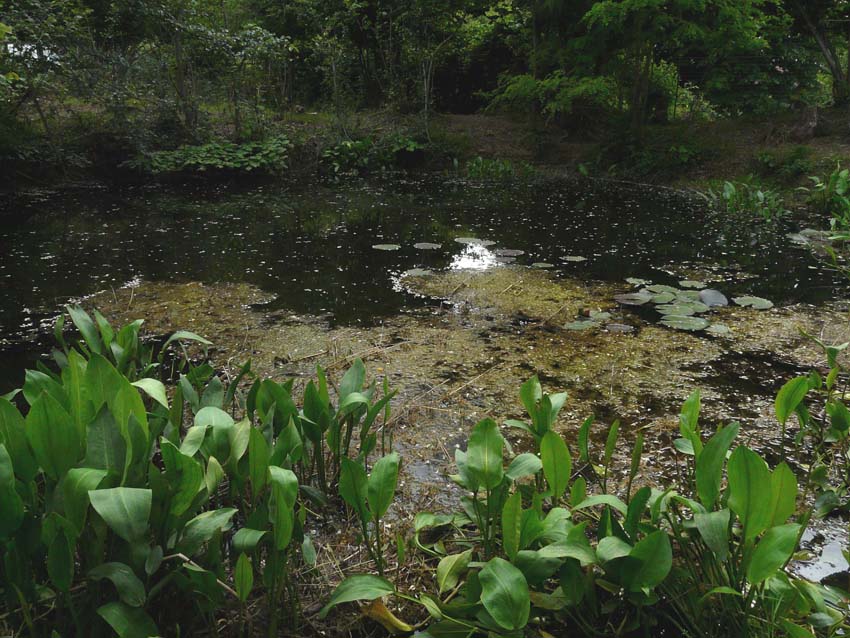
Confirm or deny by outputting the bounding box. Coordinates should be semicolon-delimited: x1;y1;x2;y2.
2;1;850;167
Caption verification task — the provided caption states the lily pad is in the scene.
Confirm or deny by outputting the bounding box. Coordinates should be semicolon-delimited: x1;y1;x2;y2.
455;237;495;247
675;290;702;302
659;315;710;332
679;280;706;289
495;256;517;264
733;296;774;310
402;268;433;277
532;262;554;269
699;289;729;307
565;320;598;331
655;301;709;316
373;244;401;251
414;242;442;250
589;311;612;321
706;323;732;336
650;292;676;304
646;284;679;295
614;292;653;306
563;255;587;262
494;248;524;257
626;277;651;286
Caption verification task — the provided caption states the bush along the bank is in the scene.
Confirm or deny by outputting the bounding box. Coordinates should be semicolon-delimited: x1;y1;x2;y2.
325;376;850;637
126;135;294;176
0;306;396;637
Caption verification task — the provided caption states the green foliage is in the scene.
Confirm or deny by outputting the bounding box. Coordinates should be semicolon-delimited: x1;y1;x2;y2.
488;72;619;124
704;179;790;221
755;146;814;182
0;306;398;636
321;134;424;177
132;136;293;175
325;375;850;637
801;163;850;230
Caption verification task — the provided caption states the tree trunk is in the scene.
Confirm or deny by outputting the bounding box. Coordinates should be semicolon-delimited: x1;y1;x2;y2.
794;2;849;103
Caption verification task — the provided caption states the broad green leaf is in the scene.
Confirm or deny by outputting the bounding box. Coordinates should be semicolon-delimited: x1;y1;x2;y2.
26;392;82;480
319;574;395;619
768;462;797;526
23;369;67;410
624;486;651;540
626;530;672;591
696;422;739;507
89;487;152;543
367;452;400;520
162;330;213;351
97;601;158;638
538;538;596;566
436;549;472;594
268;467;298;550
205;456;224;496
88;562;146;607
339;457;369;521
47;525;75;592
338;359;366;401
161;440;204;517
179;508;237;556
573;494;628;515
597;536;632;563
501;491;523;561
67;305;103;354
232;528;268;554
62;467;107;532
0;445;24;537
235;553;253;602
248;427;270;494
519;376;542;425
479;557;530;631
540;431;571;501
747;524;801;584
514;551;563;587
775;377;809;425
694;509;731;561
506;453;542;481
63;349;92;439
84;405;127;475
180;425;208;457
466;419;504;490
0;398;37;482
132;379;169;410
727;446;772;541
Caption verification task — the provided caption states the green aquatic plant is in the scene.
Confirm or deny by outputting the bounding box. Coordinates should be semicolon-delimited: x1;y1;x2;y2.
704;179;789;222
801;163;850;231
130;136;293;175
0;307;400;637
339;452;401;574
323;381;848;638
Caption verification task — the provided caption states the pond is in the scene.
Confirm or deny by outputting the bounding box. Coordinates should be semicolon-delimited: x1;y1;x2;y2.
1;176;848;582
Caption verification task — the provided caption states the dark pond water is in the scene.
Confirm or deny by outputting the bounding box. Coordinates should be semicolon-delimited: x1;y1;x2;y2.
0;176;844;391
